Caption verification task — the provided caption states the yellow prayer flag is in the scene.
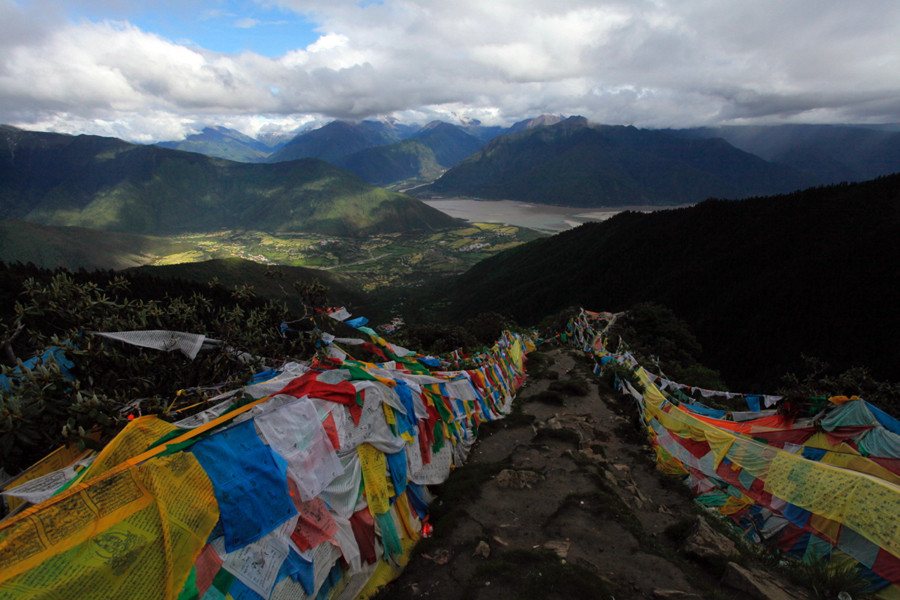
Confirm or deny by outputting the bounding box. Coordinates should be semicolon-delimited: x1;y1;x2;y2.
80;415;178;482
358;443;390;515
0;451;218;600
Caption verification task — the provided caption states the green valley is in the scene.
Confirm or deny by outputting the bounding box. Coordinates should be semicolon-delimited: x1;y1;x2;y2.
0;217;543;291
149;223;542;290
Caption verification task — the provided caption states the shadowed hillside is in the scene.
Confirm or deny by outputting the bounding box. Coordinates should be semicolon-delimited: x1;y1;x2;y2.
129;257;368;315
443;175;900;389
421;116;811;207
334;122;484;186
0;219;193;270
681;124;900;183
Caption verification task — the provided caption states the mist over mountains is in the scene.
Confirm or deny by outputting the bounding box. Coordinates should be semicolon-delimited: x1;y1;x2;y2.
681;124;900;183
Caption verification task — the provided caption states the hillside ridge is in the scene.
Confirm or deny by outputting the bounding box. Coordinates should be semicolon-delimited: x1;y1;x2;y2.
442;174;900;390
0;127;459;236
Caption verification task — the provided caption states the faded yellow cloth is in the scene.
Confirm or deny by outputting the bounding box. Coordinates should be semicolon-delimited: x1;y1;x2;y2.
356;537;417;599
509;338;524;371
0;451;218;600
828;395;859;405
358;443;390;515
765;451;900;558
80;415;178;482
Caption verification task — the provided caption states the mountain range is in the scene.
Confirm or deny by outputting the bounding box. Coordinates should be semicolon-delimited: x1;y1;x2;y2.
332;121;485;186
419;116;814;206
157;125;274;162
680;124;900;183
154;117;900;201
266;119;412;164
0;125;459;237
156;118;501;188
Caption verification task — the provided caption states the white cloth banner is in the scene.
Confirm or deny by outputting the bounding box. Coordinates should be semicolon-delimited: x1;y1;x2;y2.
255;397;344;502
92;330;219;359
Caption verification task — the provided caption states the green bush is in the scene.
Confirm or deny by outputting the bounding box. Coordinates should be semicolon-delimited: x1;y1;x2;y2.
606;302;726;391
780;355;900;415
600;363;645;394
0;265;327;475
786;553;875;600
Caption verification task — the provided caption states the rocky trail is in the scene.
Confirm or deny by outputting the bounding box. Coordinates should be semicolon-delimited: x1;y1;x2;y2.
375;346;812;600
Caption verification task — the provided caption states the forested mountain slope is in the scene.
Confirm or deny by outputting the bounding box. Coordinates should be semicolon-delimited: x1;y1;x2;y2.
444;175;900;389
0;125;458;237
421;116;812;207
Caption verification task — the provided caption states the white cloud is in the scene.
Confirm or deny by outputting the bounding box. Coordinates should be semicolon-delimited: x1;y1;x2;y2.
3;0;900;141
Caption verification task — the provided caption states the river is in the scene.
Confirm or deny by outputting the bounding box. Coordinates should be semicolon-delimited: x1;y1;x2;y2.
422;198;666;233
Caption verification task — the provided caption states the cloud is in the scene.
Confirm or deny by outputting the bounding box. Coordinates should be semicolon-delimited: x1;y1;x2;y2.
234;17;260;29
2;0;900;141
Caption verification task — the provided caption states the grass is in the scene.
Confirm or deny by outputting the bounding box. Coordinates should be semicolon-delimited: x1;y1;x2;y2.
524;351;558;380
412;459;512;559
428;459;511;519
477;410;535;435
784;553;876;600
409;505;471;559
613;419;649;447
663;517;696;541
539;464;651;545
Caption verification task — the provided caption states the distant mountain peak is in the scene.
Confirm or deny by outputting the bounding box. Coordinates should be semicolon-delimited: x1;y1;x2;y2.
155;125;271;162
507;114;568;135
453;114;482;127
420;120;448;131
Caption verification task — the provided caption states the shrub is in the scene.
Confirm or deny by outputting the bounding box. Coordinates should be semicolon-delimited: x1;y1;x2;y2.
780;355;900;417
600;363;645;395
787;553;875;600
0;265;327;475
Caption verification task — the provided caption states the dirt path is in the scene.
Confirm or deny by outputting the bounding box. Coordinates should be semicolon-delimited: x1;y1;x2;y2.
321;250;390;270
375;346;809;600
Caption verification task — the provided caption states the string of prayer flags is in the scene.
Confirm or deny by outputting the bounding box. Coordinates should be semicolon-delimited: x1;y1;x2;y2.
566;308;900;597
0;320;532;600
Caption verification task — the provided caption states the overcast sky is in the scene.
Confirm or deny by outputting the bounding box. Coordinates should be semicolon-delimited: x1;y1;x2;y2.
2;0;900;142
